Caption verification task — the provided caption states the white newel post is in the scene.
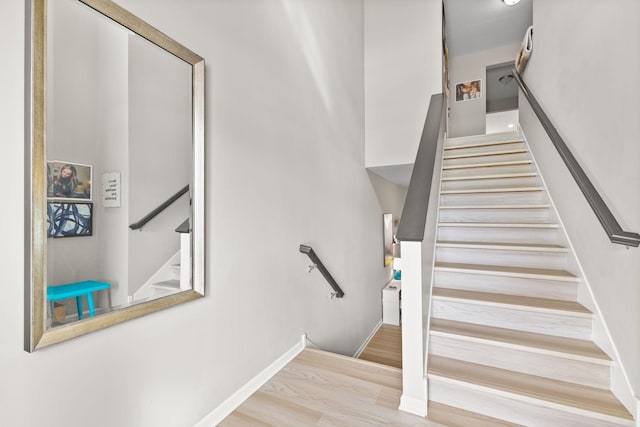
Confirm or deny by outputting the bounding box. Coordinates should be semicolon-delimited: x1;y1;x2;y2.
180;232;191;290
399;240;428;417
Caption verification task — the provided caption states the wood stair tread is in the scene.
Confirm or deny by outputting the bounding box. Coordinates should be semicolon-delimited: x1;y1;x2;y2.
443;160;532;170
151;280;181;290
427;401;524;427
439;204;551;210
444;139;523;150
434;262;579;282
430;318;610;362
441;186;543;195
428;355;633;420
442;172;537;181
444;148;527;160
436;240;568;252
438;222;559;228
432;288;590;315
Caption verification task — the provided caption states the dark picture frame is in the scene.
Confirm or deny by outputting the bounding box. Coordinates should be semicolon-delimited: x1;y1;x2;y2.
47;202;93;238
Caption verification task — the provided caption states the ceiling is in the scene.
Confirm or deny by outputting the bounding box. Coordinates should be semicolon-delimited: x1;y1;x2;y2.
370;0;532;188
444;0;533;57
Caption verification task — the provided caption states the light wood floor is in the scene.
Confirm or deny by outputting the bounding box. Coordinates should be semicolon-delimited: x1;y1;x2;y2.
219;348;442;426
218;308;524;426
357;324;402;369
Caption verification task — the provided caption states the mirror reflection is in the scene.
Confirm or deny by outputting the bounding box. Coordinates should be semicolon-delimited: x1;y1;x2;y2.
40;0;199;330
27;0;204;351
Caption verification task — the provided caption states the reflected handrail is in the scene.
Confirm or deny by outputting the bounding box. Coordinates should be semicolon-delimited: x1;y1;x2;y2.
129;185;189;230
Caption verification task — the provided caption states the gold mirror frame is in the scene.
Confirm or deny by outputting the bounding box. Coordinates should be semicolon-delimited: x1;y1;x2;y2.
25;0;205;351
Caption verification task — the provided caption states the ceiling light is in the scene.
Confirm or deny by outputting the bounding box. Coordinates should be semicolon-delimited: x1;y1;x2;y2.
498;74;514;85
501;0;521;5
508;124;515;128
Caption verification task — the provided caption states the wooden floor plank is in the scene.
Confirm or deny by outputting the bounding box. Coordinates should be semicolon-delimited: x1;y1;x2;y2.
427;401;524;427
358;324;402;369
220;349;442;426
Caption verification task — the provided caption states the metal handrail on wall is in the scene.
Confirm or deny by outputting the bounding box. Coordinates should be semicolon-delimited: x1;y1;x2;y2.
514;72;640;247
299;245;344;298
129;185;189;230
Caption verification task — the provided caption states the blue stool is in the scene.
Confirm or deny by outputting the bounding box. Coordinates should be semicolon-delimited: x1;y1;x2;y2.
47;280;111;320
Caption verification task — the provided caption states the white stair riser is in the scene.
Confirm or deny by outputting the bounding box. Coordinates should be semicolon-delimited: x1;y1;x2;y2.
171;265;181;281
444;132;521;149
441;176;538;192
151;288;175;298
438;226;563;245
429;334;611;389
431;299;592;339
439;207;554;223
436;247;568;271
444;152;530;168
444;141;526;157
441;191;549;206
434;271;577;300
428;377;633;427
443;164;533;179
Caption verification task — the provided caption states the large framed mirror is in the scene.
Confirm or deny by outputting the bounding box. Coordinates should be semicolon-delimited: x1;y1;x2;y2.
25;0;205;351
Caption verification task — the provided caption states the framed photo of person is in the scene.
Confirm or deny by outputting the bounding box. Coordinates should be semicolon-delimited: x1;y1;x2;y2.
455;79;482;102
47;160;92;201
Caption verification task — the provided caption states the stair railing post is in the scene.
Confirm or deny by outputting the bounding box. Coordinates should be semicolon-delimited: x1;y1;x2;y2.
399;240;428;417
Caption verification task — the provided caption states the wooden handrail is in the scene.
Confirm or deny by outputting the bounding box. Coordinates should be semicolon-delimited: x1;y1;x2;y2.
514;71;639;247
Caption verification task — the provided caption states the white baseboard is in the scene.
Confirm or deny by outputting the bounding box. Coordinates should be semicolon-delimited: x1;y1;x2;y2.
353;319;382;358
399;394;427;417
194;335;306;427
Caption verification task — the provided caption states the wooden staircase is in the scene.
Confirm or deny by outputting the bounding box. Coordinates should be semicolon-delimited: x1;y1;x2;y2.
426;133;635;426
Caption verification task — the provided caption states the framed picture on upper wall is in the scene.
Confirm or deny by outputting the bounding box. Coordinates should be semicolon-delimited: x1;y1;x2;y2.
47;160;92;201
383;213;393;266
455;79;482;102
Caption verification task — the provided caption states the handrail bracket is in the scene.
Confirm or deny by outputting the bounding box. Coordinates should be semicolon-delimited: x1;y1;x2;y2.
299;245;344;298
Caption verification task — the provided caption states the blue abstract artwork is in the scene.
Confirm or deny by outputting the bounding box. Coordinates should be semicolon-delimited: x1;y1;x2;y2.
47;203;93;238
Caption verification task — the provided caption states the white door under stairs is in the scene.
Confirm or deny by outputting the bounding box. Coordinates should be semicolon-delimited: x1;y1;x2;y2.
426;132;634;426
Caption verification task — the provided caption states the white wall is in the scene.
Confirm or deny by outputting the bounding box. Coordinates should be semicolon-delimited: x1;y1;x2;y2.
127;34;191;296
367;171;407;240
2;1;392;426
448;43;519;138
46;0;102;317
520;0;640;394
96;18;130;308
486;109;518;134
364;0;442;168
